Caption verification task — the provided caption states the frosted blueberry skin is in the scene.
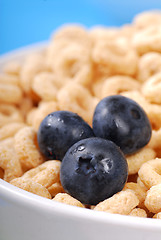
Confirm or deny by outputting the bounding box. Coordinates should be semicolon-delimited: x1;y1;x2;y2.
37;111;94;161
92;95;152;155
60;137;128;205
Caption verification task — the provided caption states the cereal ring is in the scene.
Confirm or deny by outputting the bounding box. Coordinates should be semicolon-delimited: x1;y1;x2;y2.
89;26;119;44
52;24;90;47
32;72;60;101
119;24;137;39
133;11;161;29
128;208;147;218
53;193;84;208
51;43;92;87
0;122;26;141
137;52;161;82
153;212;161;219
132;25;161;55
0;83;23;104
21;160;63;197
126;147;156;175
142;72;161;104
0;73;20;85
101;75;141;98
48;182;65;197
148;128;161;156
20;53;47;94
123;182;147;208
137;176;148;192
0;104;24;128
94;190;139;215
27;101;58;130
57;82;99;125
10;178;51;199
0;138;22;182
14;126;44;170
145;184;161;213
18;97;33;119
91;77;106;99
3;61;21;75
92;38;138;75
138;158;161;189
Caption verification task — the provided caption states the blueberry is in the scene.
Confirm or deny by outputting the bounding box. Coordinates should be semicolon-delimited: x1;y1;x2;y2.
60;137;128;205
92;95;152;155
37;111;94;160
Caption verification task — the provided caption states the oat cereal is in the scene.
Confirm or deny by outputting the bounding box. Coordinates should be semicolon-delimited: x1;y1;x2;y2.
128;208;147;218
14;126;44;170
53;193;84;208
0;138;23;182
1;10;161;219
10;178;51;199
94;190;139;215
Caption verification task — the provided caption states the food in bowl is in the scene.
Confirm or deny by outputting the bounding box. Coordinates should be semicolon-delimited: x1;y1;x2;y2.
1;10;161;219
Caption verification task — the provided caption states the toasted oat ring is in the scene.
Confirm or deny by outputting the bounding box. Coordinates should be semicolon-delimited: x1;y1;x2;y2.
0;138;22;182
142;72;161;104
137;52;161;82
101;75;141;98
0;122;26;141
91;78;107;99
89;26;119;44
0;73;20;85
148;128;161;154
10;178;51;199
126;147;156;175
32;72;60;101
123;182;147;208
132;25;161;55
133;11;161;29
14;126;44;170
3;61;21;75
27;101;58;131
0;104;24;128
145;183;161;213
52;24;91;47
92;39;138;75
48;182;65;197
153;212;161;219
138;158;161;189
52;43;92;87
0;83;23;104
21;160;63;197
128;208;147;218
20;53;47;94
94;190;139;215
18;97;33;119
137;176;148;192
57;82;99;125
53;193;84;208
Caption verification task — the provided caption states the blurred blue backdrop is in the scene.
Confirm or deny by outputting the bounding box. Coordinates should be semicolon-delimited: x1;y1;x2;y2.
0;0;161;54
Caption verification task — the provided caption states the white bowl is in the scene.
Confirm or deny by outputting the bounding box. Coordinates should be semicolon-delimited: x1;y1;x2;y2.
0;45;161;240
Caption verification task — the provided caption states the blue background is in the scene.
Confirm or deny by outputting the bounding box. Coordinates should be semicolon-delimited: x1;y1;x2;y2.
0;0;161;54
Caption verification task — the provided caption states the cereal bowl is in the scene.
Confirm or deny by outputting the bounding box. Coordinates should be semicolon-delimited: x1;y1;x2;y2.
1;12;161;240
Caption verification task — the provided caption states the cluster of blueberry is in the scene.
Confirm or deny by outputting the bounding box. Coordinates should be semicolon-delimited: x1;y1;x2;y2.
37;95;152;205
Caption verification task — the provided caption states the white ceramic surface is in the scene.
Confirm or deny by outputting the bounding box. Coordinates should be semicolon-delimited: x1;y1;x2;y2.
0;45;161;240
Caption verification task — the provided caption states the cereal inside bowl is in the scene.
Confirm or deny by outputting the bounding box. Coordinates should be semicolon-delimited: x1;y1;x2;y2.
1;10;161;220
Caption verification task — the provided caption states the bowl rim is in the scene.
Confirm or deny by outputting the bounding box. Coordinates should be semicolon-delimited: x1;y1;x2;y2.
0;43;161;232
